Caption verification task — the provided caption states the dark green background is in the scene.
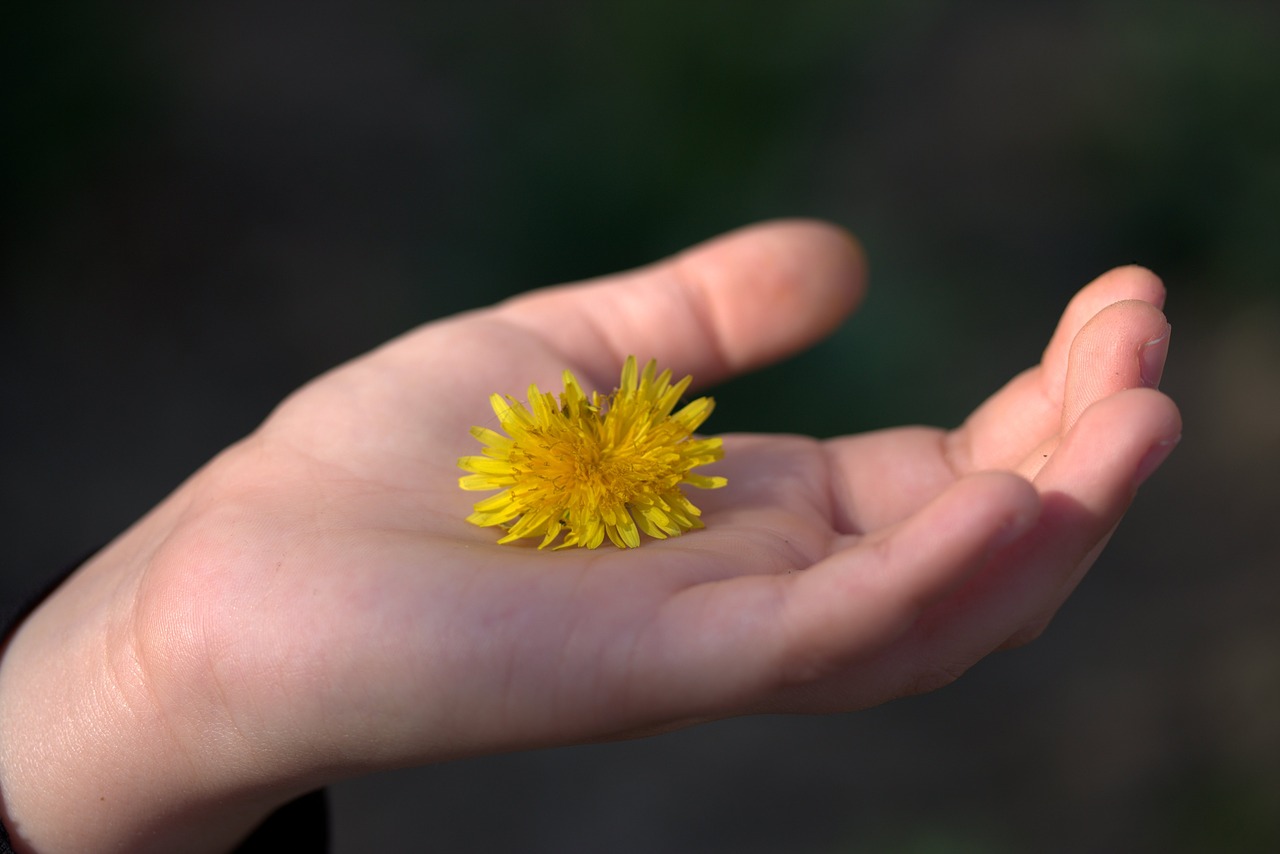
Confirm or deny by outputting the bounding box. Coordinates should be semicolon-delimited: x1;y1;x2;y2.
4;2;1278;851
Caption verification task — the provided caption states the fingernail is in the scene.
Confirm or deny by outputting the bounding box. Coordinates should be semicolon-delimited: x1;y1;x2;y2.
1134;434;1181;487
1139;324;1171;388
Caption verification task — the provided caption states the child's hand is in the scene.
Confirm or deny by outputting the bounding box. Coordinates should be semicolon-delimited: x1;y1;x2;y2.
0;220;1179;853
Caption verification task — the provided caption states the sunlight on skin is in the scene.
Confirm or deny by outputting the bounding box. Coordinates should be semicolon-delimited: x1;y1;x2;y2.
0;221;1180;853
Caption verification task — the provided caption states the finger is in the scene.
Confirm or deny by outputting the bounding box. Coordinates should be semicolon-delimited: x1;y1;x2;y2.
789;389;1181;710
821;427;957;535
885;388;1181;685
764;471;1040;690
490;219;866;388
995;299;1171;480
1039;265;1166;404
950;265;1167;474
1000;386;1182;646
1059;300;1171;434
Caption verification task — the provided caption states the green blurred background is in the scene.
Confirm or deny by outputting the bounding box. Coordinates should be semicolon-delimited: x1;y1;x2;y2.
3;2;1278;851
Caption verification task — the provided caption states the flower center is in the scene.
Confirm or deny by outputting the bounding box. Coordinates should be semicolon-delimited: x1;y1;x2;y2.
516;427;673;510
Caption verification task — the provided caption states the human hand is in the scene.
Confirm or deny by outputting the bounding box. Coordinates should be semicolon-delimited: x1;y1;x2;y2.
0;221;1179;852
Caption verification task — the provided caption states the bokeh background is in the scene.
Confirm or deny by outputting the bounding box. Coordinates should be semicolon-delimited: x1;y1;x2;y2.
4;2;1278;851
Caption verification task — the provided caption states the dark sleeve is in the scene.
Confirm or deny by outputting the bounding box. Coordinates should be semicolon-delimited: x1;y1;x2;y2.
0;552;331;854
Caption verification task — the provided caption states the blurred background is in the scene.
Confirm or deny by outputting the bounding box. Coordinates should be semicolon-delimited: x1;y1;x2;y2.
3;1;1278;851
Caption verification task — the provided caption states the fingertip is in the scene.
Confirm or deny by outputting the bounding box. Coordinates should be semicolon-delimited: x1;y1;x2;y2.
1139;321;1172;390
1042;266;1168;400
491;219;868;391
1061;299;1172;432
1104;265;1167;310
1071;266;1166;316
673;219;868;376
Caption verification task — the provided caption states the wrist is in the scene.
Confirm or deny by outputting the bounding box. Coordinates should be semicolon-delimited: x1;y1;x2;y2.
0;466;299;853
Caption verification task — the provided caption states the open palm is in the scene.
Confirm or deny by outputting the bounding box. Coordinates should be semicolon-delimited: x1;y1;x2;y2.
133;218;1177;770
0;221;1180;852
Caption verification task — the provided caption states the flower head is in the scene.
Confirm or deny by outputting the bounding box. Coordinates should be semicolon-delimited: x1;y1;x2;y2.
458;356;727;549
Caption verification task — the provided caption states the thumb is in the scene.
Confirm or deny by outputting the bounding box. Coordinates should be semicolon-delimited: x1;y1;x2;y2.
490;219;866;389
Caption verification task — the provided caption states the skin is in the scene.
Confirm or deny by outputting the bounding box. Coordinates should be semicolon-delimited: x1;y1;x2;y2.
0;220;1181;852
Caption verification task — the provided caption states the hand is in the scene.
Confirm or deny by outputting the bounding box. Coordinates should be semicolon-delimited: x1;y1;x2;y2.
0;221;1180;852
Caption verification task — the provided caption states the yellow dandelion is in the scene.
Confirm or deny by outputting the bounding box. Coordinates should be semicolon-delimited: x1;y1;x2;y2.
458;356;727;549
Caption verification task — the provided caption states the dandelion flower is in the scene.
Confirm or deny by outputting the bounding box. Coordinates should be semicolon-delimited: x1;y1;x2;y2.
458;356;727;549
